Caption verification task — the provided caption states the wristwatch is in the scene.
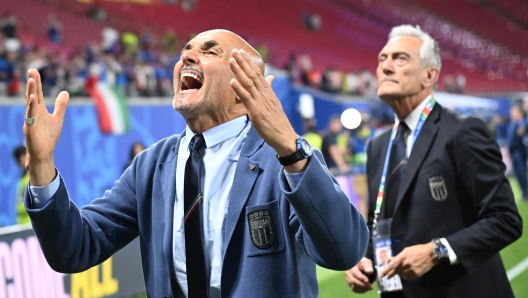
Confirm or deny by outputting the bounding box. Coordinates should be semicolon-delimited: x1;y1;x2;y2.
432;238;450;264
277;136;312;166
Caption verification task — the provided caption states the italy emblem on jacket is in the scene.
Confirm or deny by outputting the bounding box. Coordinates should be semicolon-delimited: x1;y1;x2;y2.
248;209;274;249
429;176;448;201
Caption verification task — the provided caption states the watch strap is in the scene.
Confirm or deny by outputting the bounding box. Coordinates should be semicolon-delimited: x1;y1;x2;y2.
277;136;311;166
277;150;306;166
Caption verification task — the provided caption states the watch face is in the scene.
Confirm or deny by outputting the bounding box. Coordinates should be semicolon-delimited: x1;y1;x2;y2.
301;139;312;156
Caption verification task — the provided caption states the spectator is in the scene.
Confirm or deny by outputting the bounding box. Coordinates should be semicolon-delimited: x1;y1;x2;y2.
101;23;119;53
359;69;377;96
443;74;455;93
456;73;466;93
13;145;29;224
0;11;17;39
46;14;63;44
301;10;322;31
507;105;528;201
162;28;179;53
321;67;343;94
489;113;508;146
181;0;197;11
0;12;21;53
522;97;528;147
344;70;359;95
302;118;322;151
124;141;146;171
321;115;350;174
299;54;321;88
134;58;156;96
87;6;107;23
121;30;139;53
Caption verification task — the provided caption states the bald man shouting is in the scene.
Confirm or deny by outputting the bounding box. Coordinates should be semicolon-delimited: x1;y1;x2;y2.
23;29;368;297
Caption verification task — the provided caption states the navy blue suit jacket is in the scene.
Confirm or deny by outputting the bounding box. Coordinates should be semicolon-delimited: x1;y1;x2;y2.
26;126;369;297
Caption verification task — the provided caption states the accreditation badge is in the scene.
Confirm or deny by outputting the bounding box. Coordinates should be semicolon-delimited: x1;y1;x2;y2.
372;218;403;293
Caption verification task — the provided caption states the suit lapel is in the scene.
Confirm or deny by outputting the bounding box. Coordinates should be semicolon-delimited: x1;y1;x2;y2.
393;104;441;214
159;131;185;293
223;127;264;251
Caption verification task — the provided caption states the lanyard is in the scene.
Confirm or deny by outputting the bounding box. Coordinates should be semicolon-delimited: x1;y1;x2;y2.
372;98;435;231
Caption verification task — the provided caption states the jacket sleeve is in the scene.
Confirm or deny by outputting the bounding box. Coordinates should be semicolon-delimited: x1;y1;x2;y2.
25;164;140;273
445;117;522;274
278;149;369;270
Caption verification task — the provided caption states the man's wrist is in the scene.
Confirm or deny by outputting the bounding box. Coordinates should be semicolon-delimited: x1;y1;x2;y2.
432;238;450;265
274;133;300;157
277;135;312;169
27;158;57;187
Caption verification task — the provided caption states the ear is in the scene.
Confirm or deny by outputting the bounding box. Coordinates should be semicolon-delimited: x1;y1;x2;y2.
422;67;439;89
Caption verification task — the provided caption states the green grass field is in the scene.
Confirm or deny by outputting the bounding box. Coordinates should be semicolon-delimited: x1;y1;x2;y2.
317;177;528;298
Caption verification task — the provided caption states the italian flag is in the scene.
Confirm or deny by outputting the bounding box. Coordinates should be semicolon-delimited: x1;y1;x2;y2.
86;78;130;134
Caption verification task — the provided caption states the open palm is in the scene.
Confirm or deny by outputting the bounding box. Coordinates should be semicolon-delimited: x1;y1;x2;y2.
23;69;69;185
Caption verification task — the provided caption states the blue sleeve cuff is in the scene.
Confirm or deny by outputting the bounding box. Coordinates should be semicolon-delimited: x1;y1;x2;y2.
28;171;60;209
284;170;304;190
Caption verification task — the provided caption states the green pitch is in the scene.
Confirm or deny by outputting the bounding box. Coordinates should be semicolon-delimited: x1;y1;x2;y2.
317;177;528;298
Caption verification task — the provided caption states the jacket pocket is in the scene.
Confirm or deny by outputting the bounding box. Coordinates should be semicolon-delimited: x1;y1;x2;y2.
245;200;285;257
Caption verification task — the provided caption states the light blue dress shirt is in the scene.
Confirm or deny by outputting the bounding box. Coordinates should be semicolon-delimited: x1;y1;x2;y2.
29;115;304;297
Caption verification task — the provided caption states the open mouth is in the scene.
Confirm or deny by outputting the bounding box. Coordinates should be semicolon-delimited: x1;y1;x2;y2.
180;67;204;91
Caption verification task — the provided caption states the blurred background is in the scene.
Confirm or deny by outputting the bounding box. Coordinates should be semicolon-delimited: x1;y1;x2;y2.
0;0;527;297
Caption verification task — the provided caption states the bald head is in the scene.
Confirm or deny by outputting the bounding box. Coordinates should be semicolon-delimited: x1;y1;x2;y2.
192;29;265;74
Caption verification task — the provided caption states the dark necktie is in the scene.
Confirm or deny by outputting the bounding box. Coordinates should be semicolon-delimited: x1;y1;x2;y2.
384;121;409;218
184;134;208;298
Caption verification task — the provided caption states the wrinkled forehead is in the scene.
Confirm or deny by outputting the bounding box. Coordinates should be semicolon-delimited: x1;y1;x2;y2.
190;30;264;72
193;30;246;50
379;35;422;57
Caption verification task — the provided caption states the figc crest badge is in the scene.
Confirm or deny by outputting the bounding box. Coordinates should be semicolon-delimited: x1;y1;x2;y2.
248;209;274;249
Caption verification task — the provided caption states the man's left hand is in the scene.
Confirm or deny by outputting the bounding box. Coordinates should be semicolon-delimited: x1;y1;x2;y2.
379;242;437;281
228;49;299;159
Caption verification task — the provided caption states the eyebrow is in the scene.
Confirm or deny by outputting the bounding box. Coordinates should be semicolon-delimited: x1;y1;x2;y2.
379;51;411;58
203;40;219;49
182;40;220;51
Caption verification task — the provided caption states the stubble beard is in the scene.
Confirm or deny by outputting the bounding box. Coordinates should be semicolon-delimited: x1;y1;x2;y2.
173;80;224;120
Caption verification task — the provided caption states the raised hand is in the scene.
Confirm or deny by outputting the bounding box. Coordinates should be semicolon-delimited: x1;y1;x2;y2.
229;49;307;172
23;69;69;186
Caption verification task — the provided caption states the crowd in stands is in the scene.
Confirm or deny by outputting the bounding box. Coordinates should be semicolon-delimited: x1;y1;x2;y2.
0;7;472;100
0;10;183;98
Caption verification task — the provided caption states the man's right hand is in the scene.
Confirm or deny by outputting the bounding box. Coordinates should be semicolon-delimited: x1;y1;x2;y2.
345;258;375;293
23;69;69;186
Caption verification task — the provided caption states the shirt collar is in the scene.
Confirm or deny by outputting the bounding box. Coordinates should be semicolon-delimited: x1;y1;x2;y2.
184;115;249;149
395;94;433;132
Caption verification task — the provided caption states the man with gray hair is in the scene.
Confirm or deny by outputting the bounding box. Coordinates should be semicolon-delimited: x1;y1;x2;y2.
345;24;521;297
